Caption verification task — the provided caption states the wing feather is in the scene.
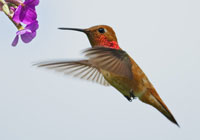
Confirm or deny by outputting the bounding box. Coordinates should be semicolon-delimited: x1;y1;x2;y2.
35;60;110;86
84;47;133;79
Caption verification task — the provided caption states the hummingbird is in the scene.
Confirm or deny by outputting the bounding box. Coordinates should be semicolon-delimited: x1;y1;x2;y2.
36;25;179;126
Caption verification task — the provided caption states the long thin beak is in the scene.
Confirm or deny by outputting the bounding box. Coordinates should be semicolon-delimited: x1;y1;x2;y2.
58;27;88;33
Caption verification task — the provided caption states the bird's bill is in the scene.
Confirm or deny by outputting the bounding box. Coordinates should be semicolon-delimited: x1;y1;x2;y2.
58;27;89;34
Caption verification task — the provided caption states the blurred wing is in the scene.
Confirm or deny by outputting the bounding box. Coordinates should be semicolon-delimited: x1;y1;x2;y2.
84;47;133;79
35;60;110;86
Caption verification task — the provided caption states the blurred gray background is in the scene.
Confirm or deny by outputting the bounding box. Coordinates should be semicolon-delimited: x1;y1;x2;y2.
0;0;200;139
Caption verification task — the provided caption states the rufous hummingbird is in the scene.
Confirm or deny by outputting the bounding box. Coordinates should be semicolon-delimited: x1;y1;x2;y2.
36;25;179;126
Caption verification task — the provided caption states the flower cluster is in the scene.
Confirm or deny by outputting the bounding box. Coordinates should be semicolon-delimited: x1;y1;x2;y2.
0;0;39;46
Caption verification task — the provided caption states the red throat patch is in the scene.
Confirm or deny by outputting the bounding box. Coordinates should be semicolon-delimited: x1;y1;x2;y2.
98;35;120;49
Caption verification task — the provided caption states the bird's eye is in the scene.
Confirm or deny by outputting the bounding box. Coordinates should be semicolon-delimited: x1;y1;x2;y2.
98;28;105;33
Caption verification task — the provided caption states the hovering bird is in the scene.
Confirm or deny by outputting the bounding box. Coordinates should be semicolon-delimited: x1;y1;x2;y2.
36;25;179;126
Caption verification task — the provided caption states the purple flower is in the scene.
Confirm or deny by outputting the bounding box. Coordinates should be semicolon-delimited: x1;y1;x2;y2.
13;0;39;24
1;0;39;46
12;20;38;46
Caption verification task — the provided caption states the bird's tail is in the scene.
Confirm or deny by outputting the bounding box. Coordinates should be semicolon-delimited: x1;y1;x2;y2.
139;88;179;127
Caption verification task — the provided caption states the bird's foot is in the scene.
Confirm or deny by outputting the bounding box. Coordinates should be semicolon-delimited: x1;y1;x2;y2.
124;96;132;102
124;89;136;102
130;89;136;99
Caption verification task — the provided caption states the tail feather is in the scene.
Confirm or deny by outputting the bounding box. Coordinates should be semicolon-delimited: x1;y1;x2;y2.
139;88;179;127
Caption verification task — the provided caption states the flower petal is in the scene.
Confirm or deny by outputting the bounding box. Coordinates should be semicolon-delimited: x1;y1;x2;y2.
16;28;31;35
21;31;36;43
24;0;39;6
12;35;19;46
12;5;22;23
10;7;16;13
19;7;37;24
26;20;39;31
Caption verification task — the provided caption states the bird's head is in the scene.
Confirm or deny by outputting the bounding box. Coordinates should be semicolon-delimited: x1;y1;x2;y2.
59;25;120;49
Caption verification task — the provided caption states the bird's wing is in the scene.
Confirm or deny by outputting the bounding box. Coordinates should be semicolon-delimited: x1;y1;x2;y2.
84;47;133;79
35;60;110;86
